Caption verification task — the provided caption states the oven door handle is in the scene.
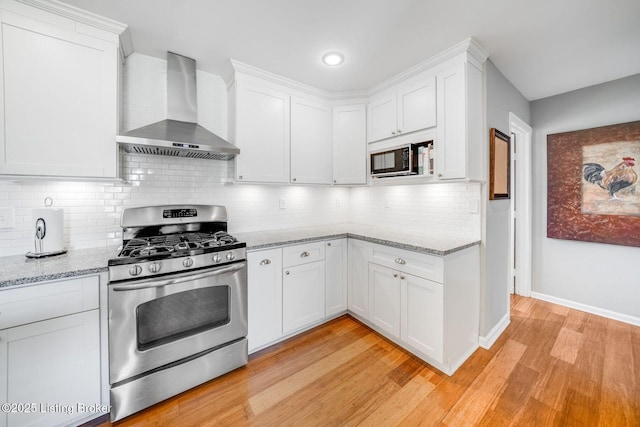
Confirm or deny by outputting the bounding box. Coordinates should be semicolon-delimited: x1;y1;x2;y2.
111;262;246;292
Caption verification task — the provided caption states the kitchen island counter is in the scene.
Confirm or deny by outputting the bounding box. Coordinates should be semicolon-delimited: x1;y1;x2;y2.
234;223;480;256
0;246;117;288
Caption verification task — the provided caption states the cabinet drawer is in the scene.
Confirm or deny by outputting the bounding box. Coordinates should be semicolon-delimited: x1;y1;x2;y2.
283;241;326;267
371;244;443;283
0;275;99;330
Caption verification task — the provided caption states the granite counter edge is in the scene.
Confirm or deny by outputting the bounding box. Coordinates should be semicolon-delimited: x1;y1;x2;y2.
0;266;108;289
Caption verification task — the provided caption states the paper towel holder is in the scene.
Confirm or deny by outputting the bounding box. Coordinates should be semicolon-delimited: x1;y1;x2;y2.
25;197;68;259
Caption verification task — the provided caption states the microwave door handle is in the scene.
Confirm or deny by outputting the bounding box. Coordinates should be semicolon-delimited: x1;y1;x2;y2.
111;262;246;292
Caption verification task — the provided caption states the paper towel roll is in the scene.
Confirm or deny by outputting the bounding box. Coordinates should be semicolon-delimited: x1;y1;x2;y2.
32;207;65;254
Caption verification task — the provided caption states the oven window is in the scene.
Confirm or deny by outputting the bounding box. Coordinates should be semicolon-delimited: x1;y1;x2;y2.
136;286;230;351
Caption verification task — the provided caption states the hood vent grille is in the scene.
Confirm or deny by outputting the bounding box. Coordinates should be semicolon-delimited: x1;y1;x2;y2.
125;145;234;161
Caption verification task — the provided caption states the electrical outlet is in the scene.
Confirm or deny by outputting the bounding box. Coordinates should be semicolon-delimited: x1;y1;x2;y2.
384;199;391;208
0;207;15;229
469;198;479;214
336;198;342;207
279;198;286;209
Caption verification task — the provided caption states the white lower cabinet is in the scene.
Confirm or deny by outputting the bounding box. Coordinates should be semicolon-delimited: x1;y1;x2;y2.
247;248;283;352
325;239;347;316
0;275;106;427
368;263;400;337
347;239;370;319
401;273;444;363
283;260;326;334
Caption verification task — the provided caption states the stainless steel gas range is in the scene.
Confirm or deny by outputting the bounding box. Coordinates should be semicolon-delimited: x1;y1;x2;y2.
107;205;248;422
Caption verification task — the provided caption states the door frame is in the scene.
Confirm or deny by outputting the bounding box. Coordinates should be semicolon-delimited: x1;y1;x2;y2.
509;112;532;297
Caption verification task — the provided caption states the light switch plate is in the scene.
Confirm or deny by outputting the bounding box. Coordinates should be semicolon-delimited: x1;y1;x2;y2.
0;207;15;229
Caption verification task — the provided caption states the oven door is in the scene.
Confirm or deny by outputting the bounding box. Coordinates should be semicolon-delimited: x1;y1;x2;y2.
108;262;247;384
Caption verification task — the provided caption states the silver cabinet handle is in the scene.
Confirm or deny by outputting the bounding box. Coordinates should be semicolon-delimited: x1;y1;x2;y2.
395;258;406;265
300;251;310;258
285;270;290;275
260;259;271;266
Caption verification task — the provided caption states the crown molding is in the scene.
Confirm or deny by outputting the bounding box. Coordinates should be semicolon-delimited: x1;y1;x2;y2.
368;37;489;94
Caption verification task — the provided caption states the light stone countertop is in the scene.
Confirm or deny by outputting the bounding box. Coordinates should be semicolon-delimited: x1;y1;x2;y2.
0;246;118;289
0;224;480;289
234;223;480;256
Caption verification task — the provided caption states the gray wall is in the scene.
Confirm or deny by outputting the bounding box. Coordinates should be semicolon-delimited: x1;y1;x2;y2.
482;60;531;336
531;73;640;318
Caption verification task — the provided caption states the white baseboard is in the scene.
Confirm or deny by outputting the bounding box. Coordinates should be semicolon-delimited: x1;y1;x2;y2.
531;292;640;327
478;312;510;349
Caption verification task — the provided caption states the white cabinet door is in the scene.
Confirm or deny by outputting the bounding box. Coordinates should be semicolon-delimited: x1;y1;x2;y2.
325;239;347;316
1;310;101;427
290;96;332;184
367;89;397;143
436;63;466;180
368;263;400;338
0;12;118;178
233;78;290;183
332;104;367;185
401;273;444;363
397;75;436;135
247;248;283;352
348;239;370;319
282;260;325;334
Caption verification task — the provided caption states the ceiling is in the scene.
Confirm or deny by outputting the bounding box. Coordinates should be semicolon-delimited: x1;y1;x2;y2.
60;0;640;100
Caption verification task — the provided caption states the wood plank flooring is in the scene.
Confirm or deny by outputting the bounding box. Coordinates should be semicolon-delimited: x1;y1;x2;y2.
92;295;640;426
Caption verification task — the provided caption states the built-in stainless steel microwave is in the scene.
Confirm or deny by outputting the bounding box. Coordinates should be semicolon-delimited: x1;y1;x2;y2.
370;144;418;177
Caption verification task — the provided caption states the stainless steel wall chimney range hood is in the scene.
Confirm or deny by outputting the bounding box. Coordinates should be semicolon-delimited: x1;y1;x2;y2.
116;52;239;160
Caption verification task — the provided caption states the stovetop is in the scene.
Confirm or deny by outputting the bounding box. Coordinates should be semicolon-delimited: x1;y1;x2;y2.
118;231;239;258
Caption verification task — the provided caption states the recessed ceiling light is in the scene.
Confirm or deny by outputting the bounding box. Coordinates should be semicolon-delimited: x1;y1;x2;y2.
322;52;344;66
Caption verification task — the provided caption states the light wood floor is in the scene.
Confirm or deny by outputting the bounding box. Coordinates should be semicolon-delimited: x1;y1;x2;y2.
94;295;640;426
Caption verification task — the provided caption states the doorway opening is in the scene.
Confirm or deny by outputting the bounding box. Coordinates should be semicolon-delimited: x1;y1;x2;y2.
508;113;532;297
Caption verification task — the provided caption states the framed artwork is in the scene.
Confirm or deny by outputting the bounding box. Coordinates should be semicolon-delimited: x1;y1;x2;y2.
489;128;510;200
547;120;640;247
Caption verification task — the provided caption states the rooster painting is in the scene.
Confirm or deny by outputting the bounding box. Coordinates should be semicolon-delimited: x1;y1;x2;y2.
583;157;637;200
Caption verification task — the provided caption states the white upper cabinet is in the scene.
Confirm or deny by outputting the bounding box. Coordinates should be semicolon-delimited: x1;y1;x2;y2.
332;104;367;185
0;8;123;178
367;74;436;143
231;76;291;183
435;60;483;181
290;96;332;184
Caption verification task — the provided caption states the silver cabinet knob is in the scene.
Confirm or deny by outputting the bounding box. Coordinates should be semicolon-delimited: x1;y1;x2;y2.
333;180;337;184
400;276;405;280
292;178;297;182
285;270;290;275
393;273;398;278
327;242;332;246
238;175;243;180
226;252;236;261
300;251;310;258
183;258;194;268
129;265;142;276
438;173;442;177
397;129;402;134
391;131;397;135
148;262;161;273
260;259;271;266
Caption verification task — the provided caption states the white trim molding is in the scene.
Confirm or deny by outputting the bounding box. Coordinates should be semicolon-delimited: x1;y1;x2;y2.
531;292;640;327
479;312;510;349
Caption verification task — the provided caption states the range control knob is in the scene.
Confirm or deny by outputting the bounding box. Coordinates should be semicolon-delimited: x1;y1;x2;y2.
226;252;236;261
148;262;162;274
129;265;142;276
183;258;194;268
212;254;222;263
